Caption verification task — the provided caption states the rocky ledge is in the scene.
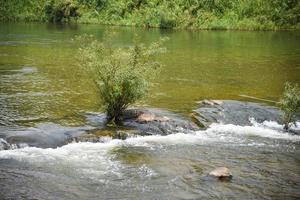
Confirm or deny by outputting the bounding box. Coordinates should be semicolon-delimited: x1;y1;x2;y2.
193;100;299;132
0;108;199;149
121;108;199;135
1;101;298;150
193;100;283;128
86;108;199;135
78;108;200;142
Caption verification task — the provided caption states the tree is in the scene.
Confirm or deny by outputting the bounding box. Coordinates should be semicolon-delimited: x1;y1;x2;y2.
279;82;300;130
76;34;166;124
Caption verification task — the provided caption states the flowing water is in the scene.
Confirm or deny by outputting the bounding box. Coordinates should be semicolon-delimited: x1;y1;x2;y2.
0;23;300;199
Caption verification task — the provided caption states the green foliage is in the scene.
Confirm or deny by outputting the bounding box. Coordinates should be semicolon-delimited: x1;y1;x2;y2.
0;0;47;22
1;0;299;30
77;0;107;9
279;83;300;130
76;34;166;124
45;0;80;22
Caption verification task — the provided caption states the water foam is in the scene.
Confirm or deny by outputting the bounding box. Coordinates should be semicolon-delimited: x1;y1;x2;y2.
0;140;124;179
0;120;298;169
206;122;300;141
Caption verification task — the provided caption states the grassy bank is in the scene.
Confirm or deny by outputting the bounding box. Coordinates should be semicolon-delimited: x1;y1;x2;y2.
1;0;299;30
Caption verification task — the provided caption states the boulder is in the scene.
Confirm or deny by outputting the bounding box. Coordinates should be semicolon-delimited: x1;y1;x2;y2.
209;167;232;180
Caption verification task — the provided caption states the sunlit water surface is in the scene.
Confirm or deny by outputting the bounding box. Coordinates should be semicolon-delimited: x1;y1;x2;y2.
0;23;300;199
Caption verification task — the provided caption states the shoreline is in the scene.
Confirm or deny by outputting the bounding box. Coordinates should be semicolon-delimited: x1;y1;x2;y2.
1;21;299;32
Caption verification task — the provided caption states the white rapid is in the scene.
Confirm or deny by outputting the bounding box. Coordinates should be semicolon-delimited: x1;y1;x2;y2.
0;120;299;200
1;120;299;165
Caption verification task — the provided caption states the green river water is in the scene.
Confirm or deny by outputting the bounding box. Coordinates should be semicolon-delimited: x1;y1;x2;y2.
0;23;299;200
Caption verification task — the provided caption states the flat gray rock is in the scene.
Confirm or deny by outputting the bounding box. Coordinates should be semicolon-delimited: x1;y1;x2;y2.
0;123;92;149
193;100;284;128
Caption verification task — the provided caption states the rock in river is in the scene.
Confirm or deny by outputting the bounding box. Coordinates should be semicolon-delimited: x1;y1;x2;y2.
0;108;199;149
0;123;92;149
209;167;232;180
85;108;199;136
121;108;199;135
193;100;284;128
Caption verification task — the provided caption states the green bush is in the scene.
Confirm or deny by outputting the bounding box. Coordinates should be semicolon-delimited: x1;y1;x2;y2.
279;82;300;130
76;34;166;124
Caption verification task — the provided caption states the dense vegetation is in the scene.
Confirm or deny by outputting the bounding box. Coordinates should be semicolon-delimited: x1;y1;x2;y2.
279;83;300;131
1;0;299;30
76;34;165;124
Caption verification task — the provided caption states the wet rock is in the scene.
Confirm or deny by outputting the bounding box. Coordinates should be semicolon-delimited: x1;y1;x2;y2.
79;108;198;139
0;108;199;149
0;139;9;150
121;108;199;135
114;130;139;140
75;128;141;142
0;138;28;150
209;167;232;180
0;123;92;149
72;129;113;143
85;108;199;136
193;100;285;128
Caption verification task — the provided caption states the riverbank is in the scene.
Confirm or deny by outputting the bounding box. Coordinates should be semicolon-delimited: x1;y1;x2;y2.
1;0;299;31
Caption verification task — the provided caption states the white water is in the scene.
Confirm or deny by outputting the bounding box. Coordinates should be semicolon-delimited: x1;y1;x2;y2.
0;120;299;200
206;120;300;141
0;120;299;165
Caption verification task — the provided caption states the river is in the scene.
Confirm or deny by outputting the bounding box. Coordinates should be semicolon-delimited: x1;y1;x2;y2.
0;23;299;199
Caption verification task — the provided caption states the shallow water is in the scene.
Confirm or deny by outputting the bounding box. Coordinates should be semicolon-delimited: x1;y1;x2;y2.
0;23;300;199
0;121;299;199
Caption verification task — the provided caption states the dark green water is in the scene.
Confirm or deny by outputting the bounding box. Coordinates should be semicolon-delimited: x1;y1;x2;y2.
0;23;299;200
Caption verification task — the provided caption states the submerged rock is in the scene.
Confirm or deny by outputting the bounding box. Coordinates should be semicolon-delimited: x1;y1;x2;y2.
209;167;232;180
193;100;284;128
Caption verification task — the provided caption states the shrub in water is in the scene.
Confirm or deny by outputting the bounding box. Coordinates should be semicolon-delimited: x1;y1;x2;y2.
76;34;166;124
279;82;300;130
